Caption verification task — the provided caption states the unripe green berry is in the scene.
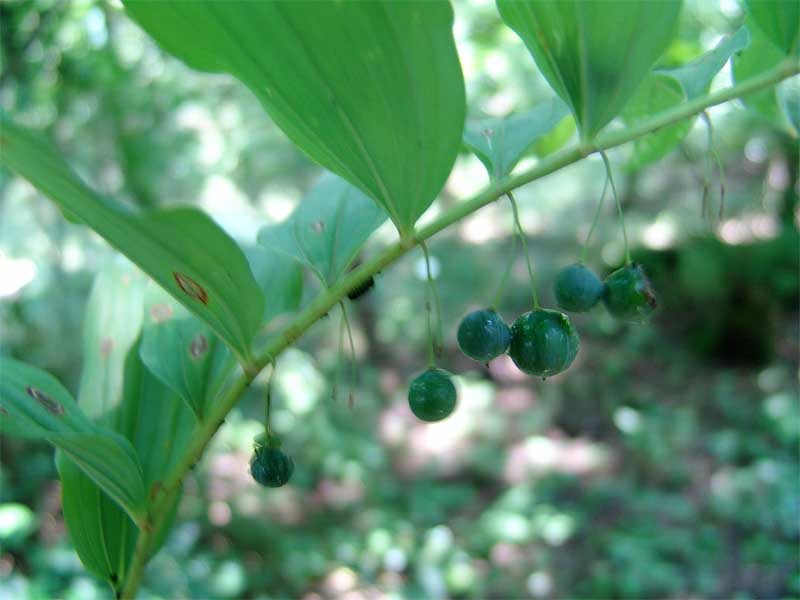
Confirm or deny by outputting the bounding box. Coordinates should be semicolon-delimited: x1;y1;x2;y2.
408;368;457;422
603;263;657;322
509;309;579;377
457;308;511;362
554;263;605;312
250;441;294;488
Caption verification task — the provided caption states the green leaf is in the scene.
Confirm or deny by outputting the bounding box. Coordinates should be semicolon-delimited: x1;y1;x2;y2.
496;0;682;140
257;173;387;286
733;20;798;135
245;246;304;327
745;0;799;55
139;315;231;421
117;339;196;492
56;452;136;585
462;97;570;179
78;261;146;422
532;114;577;158
123;1;466;236
0;357;147;524
623;73;691;170
663;26;751;100
0;115;264;365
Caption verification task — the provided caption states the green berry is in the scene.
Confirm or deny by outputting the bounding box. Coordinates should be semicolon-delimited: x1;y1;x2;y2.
457;308;511;362
603;263;657;322
509;309;579;377
250;441;294;488
408;368;457;422
554;263;605;312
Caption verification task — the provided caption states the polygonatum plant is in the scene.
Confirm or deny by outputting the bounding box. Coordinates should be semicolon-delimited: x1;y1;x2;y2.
0;1;797;597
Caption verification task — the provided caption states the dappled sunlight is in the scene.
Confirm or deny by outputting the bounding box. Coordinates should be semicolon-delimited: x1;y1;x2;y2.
311;478;365;509
444;154;489;201
489;354;530;383
494;386;537;413
643;218;678;250
459;209;507;243
717;214;779;244
504;435;611;483
0;252;37;299
198;175;262;243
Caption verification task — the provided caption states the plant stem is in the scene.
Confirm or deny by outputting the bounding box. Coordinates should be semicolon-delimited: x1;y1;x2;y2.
599;150;630;265
339;301;358;405
580;173;609;264
419;240;442;364
118;58;799;600
264;361;275;439
506;192;540;309
701;111;726;220
490;233;519;310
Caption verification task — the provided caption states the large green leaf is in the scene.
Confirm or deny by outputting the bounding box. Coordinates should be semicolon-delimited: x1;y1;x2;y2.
139;312;232;421
0;115;264;365
123;1;465;236
623;73;691;170
733;20;798;136
0;357;147;524
496;0;682;140
56;452;136;586
258;173;387;286
663;26;751;100
745;0;799;55
78;261;146;422
462;97;570;180
117;339;196;492
245;246;304;327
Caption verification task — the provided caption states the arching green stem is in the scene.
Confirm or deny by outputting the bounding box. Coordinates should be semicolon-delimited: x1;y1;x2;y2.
580;172;610;264
339;301;358;406
332;305;345;401
701;111;726;220
490;233;519;311
599;150;630;266
507;191;540;309
420;240;443;359
263;360;275;439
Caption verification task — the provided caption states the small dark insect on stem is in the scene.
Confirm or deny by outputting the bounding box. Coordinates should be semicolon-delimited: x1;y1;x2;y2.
346;274;375;300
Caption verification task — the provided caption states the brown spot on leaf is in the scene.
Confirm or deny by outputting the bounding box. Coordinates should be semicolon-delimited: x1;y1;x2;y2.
312;222;325;234
190;334;209;359
173;272;209;305
100;338;114;358
150;303;174;323
149;481;163;502
26;386;64;415
0;405;7;416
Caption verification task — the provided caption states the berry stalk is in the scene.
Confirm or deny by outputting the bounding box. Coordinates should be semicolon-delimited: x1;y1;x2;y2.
599;150;631;266
507;192;540;309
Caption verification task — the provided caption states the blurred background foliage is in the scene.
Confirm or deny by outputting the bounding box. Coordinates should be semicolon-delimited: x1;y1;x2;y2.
1;0;798;598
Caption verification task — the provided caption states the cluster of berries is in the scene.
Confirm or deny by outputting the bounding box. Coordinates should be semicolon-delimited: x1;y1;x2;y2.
406;262;655;423
249;261;655;484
